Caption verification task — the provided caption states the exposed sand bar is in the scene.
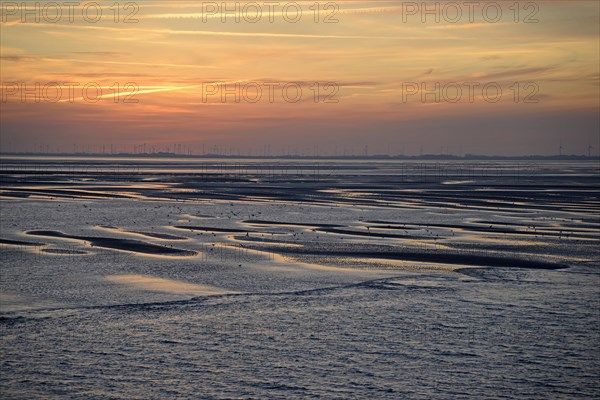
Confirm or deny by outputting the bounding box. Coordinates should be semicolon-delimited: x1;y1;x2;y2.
96;226;188;241
243;220;343;228
173;226;251;233
26;230;196;256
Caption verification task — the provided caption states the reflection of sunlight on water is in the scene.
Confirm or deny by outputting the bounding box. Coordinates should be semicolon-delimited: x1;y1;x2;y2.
442;180;475;185
359;258;469;271
95;226;189;241
456;234;547;246
268;253;393;274
105;275;234;296
223;238;303;249
180;213;215;220
0;292;65;312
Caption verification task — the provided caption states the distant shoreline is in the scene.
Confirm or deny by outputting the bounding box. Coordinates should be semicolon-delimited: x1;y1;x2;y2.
1;152;598;161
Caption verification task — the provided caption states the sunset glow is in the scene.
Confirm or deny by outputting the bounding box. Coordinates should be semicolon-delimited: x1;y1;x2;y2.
1;1;599;155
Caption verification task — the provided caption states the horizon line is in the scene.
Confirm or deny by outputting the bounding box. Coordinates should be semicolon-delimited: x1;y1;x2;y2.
1;152;598;161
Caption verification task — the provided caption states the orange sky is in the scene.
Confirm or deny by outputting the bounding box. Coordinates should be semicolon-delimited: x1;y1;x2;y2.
1;0;598;155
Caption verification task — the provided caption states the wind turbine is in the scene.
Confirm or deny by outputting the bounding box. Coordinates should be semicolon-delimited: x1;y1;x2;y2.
559;141;563;157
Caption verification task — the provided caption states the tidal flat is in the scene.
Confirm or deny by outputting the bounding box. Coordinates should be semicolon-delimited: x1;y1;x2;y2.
1;157;599;399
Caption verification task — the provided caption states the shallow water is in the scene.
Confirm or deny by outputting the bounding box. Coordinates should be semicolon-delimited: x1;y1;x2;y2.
1;157;598;398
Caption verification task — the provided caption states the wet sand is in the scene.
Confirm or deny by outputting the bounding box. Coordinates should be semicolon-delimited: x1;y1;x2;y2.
26;230;197;256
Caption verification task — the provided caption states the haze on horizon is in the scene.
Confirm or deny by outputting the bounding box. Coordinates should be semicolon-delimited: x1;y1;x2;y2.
0;0;598;156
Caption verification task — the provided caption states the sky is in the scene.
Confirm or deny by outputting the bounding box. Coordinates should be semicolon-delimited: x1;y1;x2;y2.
0;0;599;156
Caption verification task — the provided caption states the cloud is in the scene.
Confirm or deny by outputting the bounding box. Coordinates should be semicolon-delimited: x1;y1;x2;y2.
471;66;556;80
0;21;452;41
